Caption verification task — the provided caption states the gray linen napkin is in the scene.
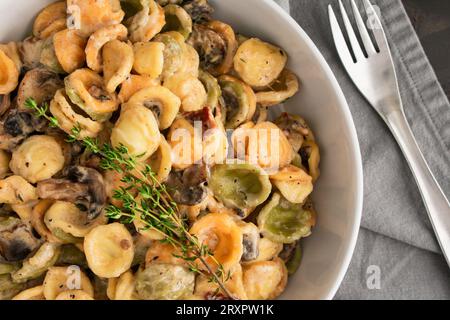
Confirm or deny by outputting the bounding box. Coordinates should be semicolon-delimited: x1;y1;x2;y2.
274;0;450;299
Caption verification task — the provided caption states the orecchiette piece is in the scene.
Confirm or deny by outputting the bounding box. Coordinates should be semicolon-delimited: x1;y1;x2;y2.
242;258;288;300
31;200;63;243
10;135;65;184
55;290;94;300
43;266;94;300
133;42;165;78
0;49;19;95
234;38;287;88
111;104;161;160
256;70;299;107
0;42;22;71
124;86;181;130
128;0;166;43
33;1;67;39
66;0;125;37
0;150;10;179
164;74;207;112
145;241;185;267
189;213;243;271
270;165;313;204
180;44;200;77
65;69;119;121
12;285;45;300
253;237;283;262
102;40;134;93
0;175;37;205
84;223;134;278
40;36;65;74
118;75;159;103
53;29;88;74
162;4;192;39
50;89;103;139
153;31;185;79
113;270;140;300
85;24;128;72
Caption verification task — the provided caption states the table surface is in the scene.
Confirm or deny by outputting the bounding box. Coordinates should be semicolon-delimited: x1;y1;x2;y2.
402;0;450;100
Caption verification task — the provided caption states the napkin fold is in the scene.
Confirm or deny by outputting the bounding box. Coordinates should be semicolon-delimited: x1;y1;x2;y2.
274;0;450;299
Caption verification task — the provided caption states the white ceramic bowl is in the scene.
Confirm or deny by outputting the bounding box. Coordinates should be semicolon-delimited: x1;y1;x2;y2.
0;0;363;300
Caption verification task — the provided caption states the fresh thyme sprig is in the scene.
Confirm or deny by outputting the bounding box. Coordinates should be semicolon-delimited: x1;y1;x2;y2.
25;97;232;298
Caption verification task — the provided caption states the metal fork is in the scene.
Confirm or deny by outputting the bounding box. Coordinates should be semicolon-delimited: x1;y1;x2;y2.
329;0;450;267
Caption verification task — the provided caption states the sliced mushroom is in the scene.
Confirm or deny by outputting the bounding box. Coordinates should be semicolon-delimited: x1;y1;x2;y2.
0;94;11;118
183;0;213;23
238;221;260;262
16;68;63;110
165;164;209;205
0;217;42;262
19;37;45;70
37;166;107;220
274;113;314;153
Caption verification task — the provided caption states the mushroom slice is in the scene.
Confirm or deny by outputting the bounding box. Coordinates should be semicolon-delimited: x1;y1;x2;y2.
37;166;107;220
209;163;272;218
136;263;195;300
234;38;287;88
44;201;108;238
0;95;10;117
85;24;128;73
33;1;67;39
0;217;41;262
103;40;134;93
238;221;260;262
0;49;19;95
242;258;287;300
257;193;316;244
66;0;125;37
0;176;37;205
198;69;221;112
53;29;87;74
118;75;159;103
132;41;165;78
84;223;134;278
183;0;214;23
256;70;299;107
50;89;103;139
164;73;207;112
39;36;65;74
270;165;313;204
162;4;192;39
111;104;161;160
165;164;209;205
218;75;256;129
153;31;185;79
43;266;94;300
16;68;63;110
10;135;65;184
190;213;243;271
128;0;166;42
125;85;180;130
12;285;45;300
19;37;45;70
274;113;315;154
11;242;61;284
65;69;119;121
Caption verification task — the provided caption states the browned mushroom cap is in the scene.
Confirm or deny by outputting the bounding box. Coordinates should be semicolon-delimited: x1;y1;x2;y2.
183;0;213;23
0;95;11;117
19;37;45;70
166;164;209;206
37;166;107;220
0;216;42;262
16;68;63;110
188;24;226;73
0;109;47;151
274;113;314;153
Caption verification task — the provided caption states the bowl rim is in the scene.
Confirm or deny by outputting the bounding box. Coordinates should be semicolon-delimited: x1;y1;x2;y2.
260;0;364;299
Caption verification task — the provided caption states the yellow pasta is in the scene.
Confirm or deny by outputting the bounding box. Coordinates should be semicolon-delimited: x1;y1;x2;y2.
133;42;165;78
102;40;134;93
53;29;88;74
43;266;94;300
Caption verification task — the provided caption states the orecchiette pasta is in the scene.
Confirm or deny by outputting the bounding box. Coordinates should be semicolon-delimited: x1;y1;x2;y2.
12;286;45;300
111;104;161;160
9;135;65;184
84;223;134;278
132;42;165;78
256;69;299;107
33;1;67;39
50;89;104;139
234;38;287;88
180;44;200;77
270;165;313;204
128;0;166;43
102;40;134;93
113;270;140;300
40;36;65;74
153;31;185;79
31;200;65;243
85;24;128;73
55;290;94;300
124;86;181;130
43;266;94;300
0;42;22;71
162;4;193;39
53;29;88;74
189;213;243;271
118;75;159;103
0;176;37;205
66;0;125;37
65;69;119;121
0;49;19;95
0;150;10;179
164;73;207;112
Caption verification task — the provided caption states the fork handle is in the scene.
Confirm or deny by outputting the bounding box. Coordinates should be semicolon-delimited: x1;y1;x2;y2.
386;109;450;266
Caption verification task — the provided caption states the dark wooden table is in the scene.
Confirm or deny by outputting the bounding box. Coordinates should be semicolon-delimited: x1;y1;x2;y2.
402;0;450;100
